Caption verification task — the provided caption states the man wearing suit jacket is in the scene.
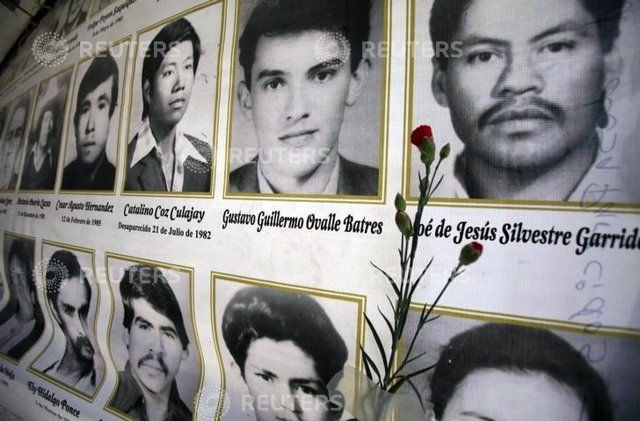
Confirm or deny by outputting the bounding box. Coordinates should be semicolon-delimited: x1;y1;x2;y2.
230;0;378;196
126;18;211;193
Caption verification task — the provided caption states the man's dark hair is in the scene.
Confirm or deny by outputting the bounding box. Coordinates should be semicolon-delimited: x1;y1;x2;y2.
119;265;189;350
430;323;612;421
45;250;91;316
140;18;201;120
32;98;60;149
74;52;119;129
6;239;35;295
239;0;372;89
430;0;626;69
222;286;348;386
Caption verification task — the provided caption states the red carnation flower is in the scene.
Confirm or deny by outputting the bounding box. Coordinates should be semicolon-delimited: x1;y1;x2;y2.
411;125;433;148
459;241;483;266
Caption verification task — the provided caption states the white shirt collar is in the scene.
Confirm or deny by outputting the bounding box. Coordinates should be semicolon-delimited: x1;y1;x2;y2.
29;142;52;172
130;118;208;191
257;156;341;194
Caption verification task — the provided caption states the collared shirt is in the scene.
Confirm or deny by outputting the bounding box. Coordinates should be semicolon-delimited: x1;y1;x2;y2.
28;142;52;172
43;359;97;395
130;118;208;192
257;156;341;194
109;362;192;421
451;146;627;203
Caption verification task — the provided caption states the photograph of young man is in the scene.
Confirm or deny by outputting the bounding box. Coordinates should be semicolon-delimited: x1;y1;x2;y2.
62;52;119;191
222;286;354;421
230;0;379;196
125;18;212;193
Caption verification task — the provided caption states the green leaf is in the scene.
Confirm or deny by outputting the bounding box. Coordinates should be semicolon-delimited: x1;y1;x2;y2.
371;262;400;297
361;345;373;381
361;346;383;386
377;306;394;337
404;350;428;366
405;378;426;413
413;257;434;286
364;314;389;374
402;362;439;381
386;295;398;317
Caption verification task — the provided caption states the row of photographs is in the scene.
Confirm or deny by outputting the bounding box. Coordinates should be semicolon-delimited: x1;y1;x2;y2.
1;231;639;420
0;0;639;210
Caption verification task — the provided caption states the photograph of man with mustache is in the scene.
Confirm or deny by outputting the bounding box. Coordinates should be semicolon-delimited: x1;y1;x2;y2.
427;0;625;201
108;265;192;421
39;250;104;395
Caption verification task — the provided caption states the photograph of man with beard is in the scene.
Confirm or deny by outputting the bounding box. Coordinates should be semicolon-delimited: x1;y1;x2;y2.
0;92;32;191
62;51;121;191
20;69;72;191
108;264;196;421
408;0;640;204
33;249;104;396
0;236;45;361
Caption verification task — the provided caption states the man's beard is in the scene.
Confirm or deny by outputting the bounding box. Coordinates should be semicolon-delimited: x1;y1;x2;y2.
74;335;95;362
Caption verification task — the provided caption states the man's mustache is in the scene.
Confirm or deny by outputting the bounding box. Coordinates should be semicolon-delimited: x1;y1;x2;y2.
478;97;565;130
75;335;95;357
138;353;168;376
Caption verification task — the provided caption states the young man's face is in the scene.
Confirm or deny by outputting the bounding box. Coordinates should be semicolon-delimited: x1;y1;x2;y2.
239;30;367;181
440;369;583;421
243;337;341;421
124;298;188;395
432;0;617;171
53;276;94;363
75;75;114;165
38;110;54;149
145;41;195;129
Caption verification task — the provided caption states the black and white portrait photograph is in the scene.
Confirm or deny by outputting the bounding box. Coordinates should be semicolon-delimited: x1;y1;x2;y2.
406;0;640;208
124;3;223;195
61;43;129;192
0;90;34;191
105;256;201;421
60;0;92;36
401;309;640;421
213;274;364;421
0;234;45;362
31;244;105;398
226;0;387;199
19;68;73;192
